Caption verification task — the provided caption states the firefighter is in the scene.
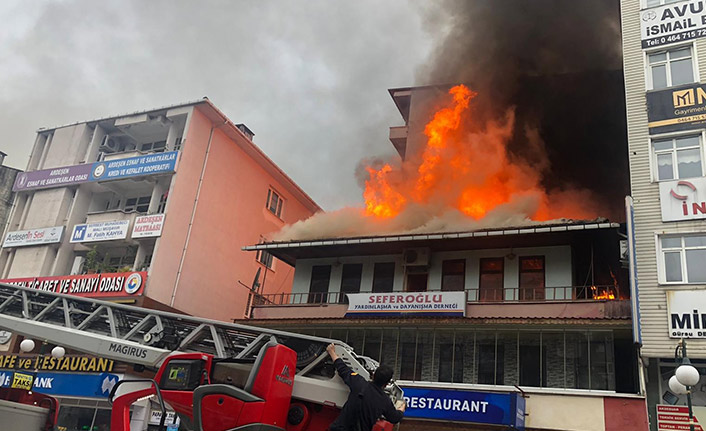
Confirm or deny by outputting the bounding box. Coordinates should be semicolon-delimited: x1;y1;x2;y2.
326;343;406;431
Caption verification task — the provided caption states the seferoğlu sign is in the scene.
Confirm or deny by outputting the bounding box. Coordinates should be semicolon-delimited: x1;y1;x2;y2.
345;292;466;317
640;0;706;48
2;226;64;248
659;178;706;222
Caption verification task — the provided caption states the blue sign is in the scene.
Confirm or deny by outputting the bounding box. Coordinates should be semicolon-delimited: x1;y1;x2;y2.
91;151;178;182
401;387;525;430
0;371;119;398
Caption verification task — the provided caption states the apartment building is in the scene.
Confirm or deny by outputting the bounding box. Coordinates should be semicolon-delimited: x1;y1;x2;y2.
0;99;320;321
622;0;706;429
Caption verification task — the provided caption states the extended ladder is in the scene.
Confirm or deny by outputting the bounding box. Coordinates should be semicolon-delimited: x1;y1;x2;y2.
0;283;386;406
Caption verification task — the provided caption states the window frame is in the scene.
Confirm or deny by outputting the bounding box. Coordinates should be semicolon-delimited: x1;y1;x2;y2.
657;233;706;284
266;188;284;218
650;132;705;181
256;249;274;270
441;259;466;292
518;256;546;301
645;44;698;90
479;257;504;302
124;195;151;213
642;0;684;8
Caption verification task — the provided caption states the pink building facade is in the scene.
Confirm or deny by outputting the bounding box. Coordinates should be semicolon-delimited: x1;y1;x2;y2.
0;99;319;321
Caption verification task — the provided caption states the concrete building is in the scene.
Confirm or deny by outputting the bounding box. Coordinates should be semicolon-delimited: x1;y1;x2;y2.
0;99;320;321
621;1;706;429
0;152;21;236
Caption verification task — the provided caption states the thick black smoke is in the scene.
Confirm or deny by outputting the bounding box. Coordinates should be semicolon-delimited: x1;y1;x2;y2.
416;0;628;221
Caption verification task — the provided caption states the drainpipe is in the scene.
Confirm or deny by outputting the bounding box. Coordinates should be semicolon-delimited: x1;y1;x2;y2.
170;120;226;307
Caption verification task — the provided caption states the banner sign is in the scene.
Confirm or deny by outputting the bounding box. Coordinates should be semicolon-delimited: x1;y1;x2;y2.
345;292;466;317
132;214;165;238
657;405;706;431
401;387;524;430
70;220;130;243
641;1;706;48
0;370;121;398
2;226;64;248
659;178;706;222
647;83;706;134
0;355;114;373
13;151;178;192
0;271;147;298
666;290;706;338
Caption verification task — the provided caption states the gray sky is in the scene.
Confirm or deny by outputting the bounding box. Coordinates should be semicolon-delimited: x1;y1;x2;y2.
0;0;433;210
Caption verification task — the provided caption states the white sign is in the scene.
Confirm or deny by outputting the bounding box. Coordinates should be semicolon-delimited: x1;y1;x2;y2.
640;1;706;48
345;292;466;317
149;410;179;425
659;178;706;222
667;290;706;338
131;214;165;238
2;226;64;248
70;220;130;243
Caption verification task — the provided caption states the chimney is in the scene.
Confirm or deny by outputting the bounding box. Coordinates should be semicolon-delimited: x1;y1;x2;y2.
0;151;6;166
235;124;255;141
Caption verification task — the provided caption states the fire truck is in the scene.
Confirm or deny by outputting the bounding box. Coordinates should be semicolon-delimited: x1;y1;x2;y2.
0;283;404;430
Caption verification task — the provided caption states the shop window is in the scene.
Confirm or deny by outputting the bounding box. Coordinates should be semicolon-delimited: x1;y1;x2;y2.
308;265;331;303
125;196;151;213
652;135;703;180
441;259;465;291
519;332;545;387
256;250;274;269
399;330;421;381
542;332;566;388
659;234;706;283
477;333;504;385
437;331;464;383
479;258;503;301
339;263;362;302
565;331;590;389
648;46;695;90
372;262;395;293
363;329;382;362
519;256;545;301
266;189;283;218
589;332;615;390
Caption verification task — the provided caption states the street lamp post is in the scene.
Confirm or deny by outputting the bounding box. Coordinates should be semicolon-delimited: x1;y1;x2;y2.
669;339;701;431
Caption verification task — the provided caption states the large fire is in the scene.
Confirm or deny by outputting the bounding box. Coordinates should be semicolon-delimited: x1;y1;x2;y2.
363;85;598;222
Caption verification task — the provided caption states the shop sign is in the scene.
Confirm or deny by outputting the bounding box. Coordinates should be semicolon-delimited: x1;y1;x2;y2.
0;271;147;298
657;405;706;431
149;410;179;426
345;292;466;317
401;387;524;430
0;371;121;398
9;371;34;390
0;354;114;372
660;178;706;222
640;0;706;48
13;151;178;192
647;83;706;134
70;220;130;243
132;214;165;238
2;226;64;248
666;290;706;338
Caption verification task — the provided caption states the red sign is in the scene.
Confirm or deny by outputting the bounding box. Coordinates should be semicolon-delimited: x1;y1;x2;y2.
658;405;704;431
0;272;147;298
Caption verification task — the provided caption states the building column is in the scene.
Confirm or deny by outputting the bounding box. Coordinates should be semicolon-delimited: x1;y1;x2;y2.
133;242;147;271
148;181;165;214
165;121;179;152
84;125;106;163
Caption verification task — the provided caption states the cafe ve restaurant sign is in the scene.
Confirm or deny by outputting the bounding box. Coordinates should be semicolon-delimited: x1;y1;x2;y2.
345;292;466;317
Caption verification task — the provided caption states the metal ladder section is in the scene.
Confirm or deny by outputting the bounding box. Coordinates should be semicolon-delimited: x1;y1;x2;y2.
0;283;372;376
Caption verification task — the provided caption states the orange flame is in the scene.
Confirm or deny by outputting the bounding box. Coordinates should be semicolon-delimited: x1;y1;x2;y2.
363;84;599;222
591;285;616;301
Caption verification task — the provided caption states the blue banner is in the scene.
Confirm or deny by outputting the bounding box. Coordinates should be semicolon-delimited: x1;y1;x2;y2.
90;151;178;181
0;370;120;398
401;387;525;430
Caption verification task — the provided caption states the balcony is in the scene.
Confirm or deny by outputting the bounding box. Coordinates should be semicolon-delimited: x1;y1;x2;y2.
249;285;630;321
85;209;139;226
389;126;408;159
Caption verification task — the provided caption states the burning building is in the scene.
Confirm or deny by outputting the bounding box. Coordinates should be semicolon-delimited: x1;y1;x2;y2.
243;84;647;431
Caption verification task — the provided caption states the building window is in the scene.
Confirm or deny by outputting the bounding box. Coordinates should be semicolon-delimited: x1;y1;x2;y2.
309;265;331;303
648;46;695;90
266;189;283;218
441;259;465;291
652;135;703;180
660;234;706;283
139;140;166;152
372;262;395;293
519;256;545;301
479;258;503;301
339;263;362;302
256;250;274;269
645;0;683;7
124;196;151;213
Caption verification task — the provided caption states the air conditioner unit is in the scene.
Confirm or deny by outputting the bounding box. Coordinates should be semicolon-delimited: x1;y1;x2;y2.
100;135;120;153
402;248;430;266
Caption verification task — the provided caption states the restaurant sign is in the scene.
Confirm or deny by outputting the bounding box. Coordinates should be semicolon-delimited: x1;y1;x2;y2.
402;387;525;430
0;354;114;373
0;271;146;298
345;292;466;317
